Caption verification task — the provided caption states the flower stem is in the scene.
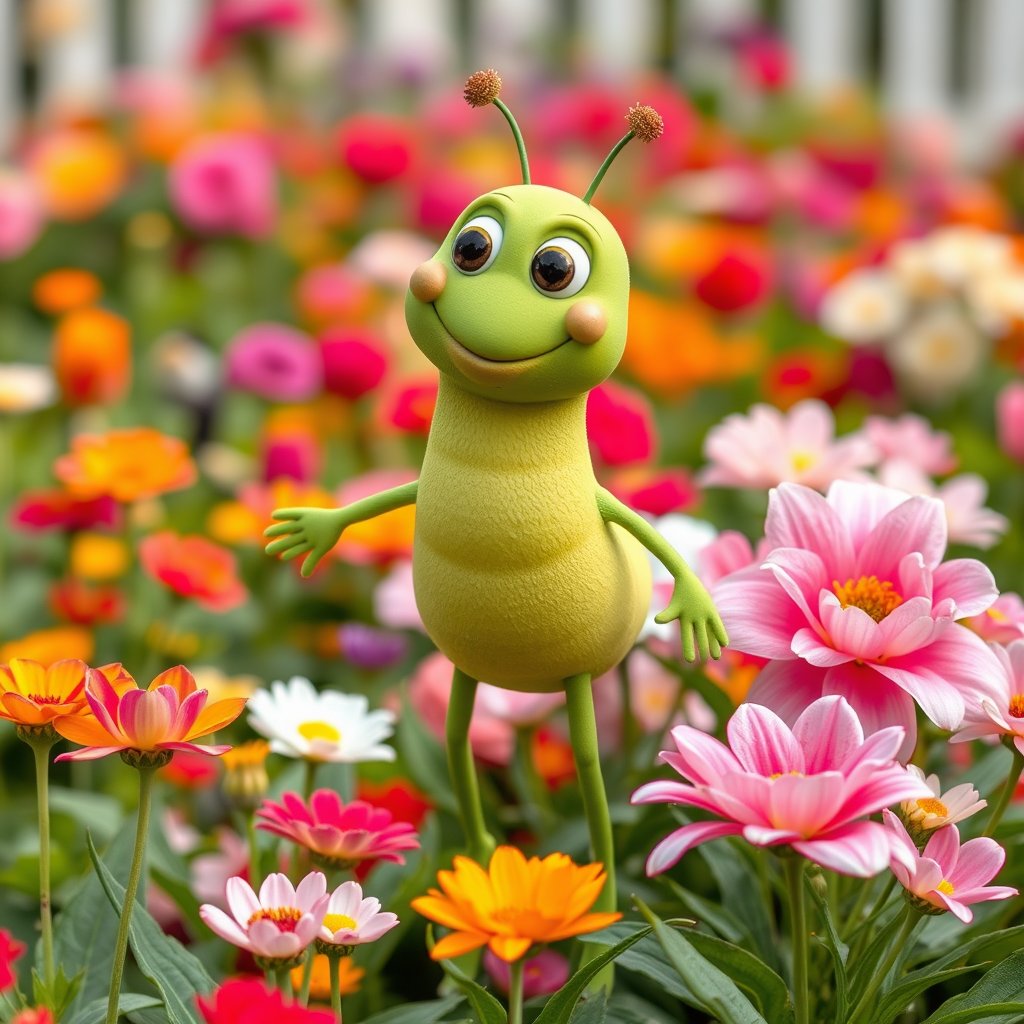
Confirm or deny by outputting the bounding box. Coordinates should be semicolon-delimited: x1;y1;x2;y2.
846;906;919;1024
330;956;343;1024
30;737;56;988
304;759;319;799
784;857;809;1024
508;957;525;1024
245;812;261;882
984;744;1024;838
105;767;155;1024
299;948;313;1006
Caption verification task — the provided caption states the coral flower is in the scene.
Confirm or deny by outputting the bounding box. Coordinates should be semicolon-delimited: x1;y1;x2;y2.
0;659;130;728
53;308;131;406
53;665;247;763
197;977;334;1024
713;481;1001;754
317;881;399;948
412;846;621;963
55;428;197;502
256;791;420;869
199;872;329;964
139;532;247;612
32;269;101;315
884;812;1017;922
632;696;930;876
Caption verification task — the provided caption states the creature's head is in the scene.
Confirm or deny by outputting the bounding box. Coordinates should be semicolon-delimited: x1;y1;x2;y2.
405;70;662;404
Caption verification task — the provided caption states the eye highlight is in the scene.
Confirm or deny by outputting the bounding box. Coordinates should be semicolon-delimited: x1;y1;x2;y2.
531;237;591;298
452;215;503;275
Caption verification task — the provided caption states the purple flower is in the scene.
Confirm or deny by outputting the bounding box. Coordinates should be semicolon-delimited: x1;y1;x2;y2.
339;623;408;670
225;323;321;401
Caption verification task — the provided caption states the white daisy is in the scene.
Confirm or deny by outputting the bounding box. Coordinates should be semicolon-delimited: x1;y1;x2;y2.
248;675;396;763
0;363;56;414
819;268;908;344
318;881;399;950
899;764;986;840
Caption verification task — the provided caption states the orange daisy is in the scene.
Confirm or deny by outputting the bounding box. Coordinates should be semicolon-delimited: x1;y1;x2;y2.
0;659;132;728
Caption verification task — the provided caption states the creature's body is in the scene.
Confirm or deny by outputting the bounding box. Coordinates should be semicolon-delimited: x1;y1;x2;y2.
414;377;650;692
265;73;727;986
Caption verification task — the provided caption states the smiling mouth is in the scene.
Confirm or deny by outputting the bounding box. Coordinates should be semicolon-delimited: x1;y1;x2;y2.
430;304;570;384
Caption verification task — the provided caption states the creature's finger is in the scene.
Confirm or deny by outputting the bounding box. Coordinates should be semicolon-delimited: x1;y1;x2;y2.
712;617;729;647
271;508;305;521
264;521;299;538
266;535;305;556
694;620;711;663
301;546;328;577
680;621;696;663
708;633;722;660
281;543;312;562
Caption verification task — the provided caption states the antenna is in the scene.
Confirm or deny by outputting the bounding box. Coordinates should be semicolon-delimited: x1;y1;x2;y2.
464;69;531;185
583;103;664;205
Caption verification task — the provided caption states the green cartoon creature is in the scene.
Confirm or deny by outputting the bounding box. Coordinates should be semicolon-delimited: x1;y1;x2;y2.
265;69;727;928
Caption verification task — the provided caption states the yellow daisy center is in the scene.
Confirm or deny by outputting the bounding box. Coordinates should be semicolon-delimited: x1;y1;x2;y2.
915;797;948;817
1009;695;1024;719
323;913;357;933
833;575;903;622
248;906;302;932
298;720;342;743
790;450;816;473
937;879;955;896
769;770;804;780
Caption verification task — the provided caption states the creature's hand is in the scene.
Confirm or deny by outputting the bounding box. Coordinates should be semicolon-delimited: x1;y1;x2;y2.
263;507;349;577
654;571;729;663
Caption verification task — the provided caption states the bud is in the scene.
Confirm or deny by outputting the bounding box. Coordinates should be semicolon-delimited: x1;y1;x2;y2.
221;740;271;810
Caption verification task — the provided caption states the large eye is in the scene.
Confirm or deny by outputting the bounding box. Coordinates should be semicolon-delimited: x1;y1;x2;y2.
452;215;503;275
531;237;591;298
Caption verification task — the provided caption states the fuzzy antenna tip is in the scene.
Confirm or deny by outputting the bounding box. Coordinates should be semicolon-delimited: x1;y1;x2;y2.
463;67;530;184
583;102;663;204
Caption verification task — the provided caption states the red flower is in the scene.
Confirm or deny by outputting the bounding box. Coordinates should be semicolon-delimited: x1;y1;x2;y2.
694;249;771;314
335;115;414;185
11;489;120;532
139;532;247;612
319;328;388;400
390;381;437;434
161;750;220;789
0;929;25;992
357;778;432;830
49;579;124;626
606;468;698;517
11;1010;53;1024
586;381;654;467
197;977;333;1024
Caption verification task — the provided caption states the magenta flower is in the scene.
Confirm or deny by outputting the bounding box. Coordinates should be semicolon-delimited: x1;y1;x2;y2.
883;812;1017;922
951;639;1024;754
168;133;276;238
632;696;929;877
225;323;322;402
996;380;1024;464
700;400;877;491
199;871;328;963
484;949;570;998
256;790;420;868
586;381;655;467
713;481;1001;755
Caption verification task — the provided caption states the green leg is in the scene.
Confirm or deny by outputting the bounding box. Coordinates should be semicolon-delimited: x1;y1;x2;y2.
446;669;497;863
565;673;616;992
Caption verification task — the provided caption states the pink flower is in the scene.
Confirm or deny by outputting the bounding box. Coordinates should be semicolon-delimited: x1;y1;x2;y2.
225;323;321;402
256;791;420;868
484;949;570;998
586;381;655;467
698;531;766;587
632;696;929;876
191;828;249;905
862;415;957;475
319;881;399;947
199;872;329;961
996;381;1024;463
198;977;333;1024
963;592;1024;644
713;481;1001;756
169;134;276;239
700;400;877;491
335;115;415;185
0;170;43;260
373;560;423;631
319;327;388;401
262;431;320;483
884;812;1017;922
951;639;1024;755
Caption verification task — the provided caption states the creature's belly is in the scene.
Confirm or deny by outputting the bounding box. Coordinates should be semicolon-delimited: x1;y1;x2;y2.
412;455;651;692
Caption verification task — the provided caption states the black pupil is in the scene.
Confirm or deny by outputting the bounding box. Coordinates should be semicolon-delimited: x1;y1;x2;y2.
454;228;491;271
532;248;574;291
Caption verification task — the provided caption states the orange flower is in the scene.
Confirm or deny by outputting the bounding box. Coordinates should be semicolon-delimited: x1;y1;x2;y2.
53;665;247;763
55;428;197;502
208;480;334;546
32;269;102;315
139;532;247;612
412;846;621;963
53;308;131;406
0;627;94;666
31;130;126;221
69;533;128;580
0;659;131;728
290;954;363;1001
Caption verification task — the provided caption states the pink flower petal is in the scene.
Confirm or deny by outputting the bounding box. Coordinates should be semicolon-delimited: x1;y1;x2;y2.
855;494;947;580
819;596;885;662
727;703;805;775
766;484;855;574
792;627;855;667
225;877;260;925
769;772;845;836
763;547;831;634
948;837;1005;891
822;662;917;760
746;659;826;725
200;904;251;949
714;565;808;659
791;820;892;876
742;825;801;845
876;598;941;658
872;662;965;732
826;480;909;550
663;725;743;786
295;872;328;911
932;559;997;617
259;873;295;909
646;822;743;876
630;779;726;816
54;744;128;762
793;695;863;773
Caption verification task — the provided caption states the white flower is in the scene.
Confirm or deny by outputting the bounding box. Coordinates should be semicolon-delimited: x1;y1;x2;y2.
966;269;1024;336
820;268;908;344
0;363;56;413
899;764;986;834
248;676;396;763
927;226;1013;286
888;238;949;299
319;881;399;948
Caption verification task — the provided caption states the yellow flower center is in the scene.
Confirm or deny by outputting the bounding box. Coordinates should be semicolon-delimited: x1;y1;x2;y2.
790;450;816;473
987;607;1008;622
248;907;302;932
298;720;342;743
937;879;955;896
915;797;948;818
833;575;903;622
322;913;357;933
769;770;804;780
1009;695;1024;719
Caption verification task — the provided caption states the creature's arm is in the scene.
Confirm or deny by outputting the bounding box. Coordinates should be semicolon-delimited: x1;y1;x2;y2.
264;481;418;577
596;487;728;662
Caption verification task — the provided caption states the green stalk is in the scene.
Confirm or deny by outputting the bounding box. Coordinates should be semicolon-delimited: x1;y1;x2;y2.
246;812;261;883
330;956;343;1023
105;767;155;1024
29;736;56;987
617;655;638;767
299;948;314;1006
304;759;319;799
276;967;291;993
508;957;525;1024
784;858;809;1024
983;744;1024;837
846;907;919;1024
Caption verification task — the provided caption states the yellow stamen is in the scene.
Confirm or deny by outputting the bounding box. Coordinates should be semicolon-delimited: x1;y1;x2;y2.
937;879;955;896
987;607;1008;622
1009;695;1024;719
832;575;903;623
298;720;342;743
769;770;804;780
915;797;948;818
323;913;357;933
790;451;817;473
248;906;302;931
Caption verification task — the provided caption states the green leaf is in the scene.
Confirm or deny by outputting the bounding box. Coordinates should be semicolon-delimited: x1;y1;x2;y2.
426;929;506;1024
923;949;1024;1023
359;995;466;1024
875;966;983;1024
63;994;163;1024
806;874;849;1022
569;989;607;1024
633;897;767;1024
31;965;82;1021
663;878;746;944
533;927;655;1024
923;1004;1024;1024
48;787;124;845
87;832;214;1024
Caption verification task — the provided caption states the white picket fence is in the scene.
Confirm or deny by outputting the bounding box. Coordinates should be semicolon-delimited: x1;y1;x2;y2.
2;0;1023;160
